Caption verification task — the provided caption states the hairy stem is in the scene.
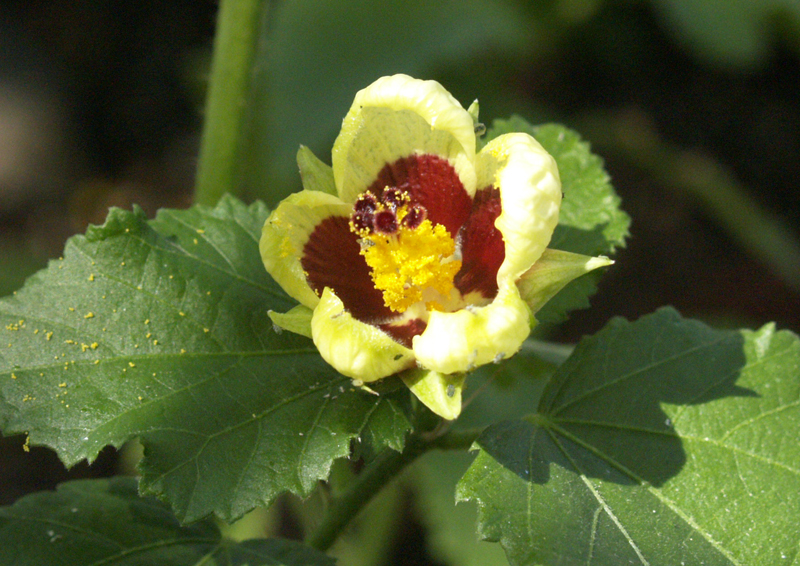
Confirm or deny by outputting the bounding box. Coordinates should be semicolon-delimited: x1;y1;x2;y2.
194;0;266;206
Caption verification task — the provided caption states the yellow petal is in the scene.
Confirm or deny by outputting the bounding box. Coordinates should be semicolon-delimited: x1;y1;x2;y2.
332;74;477;204
311;287;415;382
412;284;531;375
259;190;351;309
476;133;561;285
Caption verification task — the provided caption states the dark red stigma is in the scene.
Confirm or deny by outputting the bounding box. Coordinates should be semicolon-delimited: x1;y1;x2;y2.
402;205;427;229
373;210;399;235
351;189;427;237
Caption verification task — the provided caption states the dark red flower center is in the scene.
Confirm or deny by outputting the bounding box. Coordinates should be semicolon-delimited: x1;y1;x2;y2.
301;154;506;347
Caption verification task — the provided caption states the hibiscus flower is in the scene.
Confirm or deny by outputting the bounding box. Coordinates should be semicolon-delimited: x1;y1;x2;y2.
260;74;610;419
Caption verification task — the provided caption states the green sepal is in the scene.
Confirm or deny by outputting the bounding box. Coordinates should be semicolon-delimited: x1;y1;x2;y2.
297;145;336;195
400;368;466;421
519;248;613;320
467;99;480;124
268;304;313;338
467;99;486;144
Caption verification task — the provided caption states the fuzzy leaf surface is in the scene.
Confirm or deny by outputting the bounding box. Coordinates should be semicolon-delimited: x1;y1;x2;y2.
458;308;799;566
0;477;334;565
0;196;411;522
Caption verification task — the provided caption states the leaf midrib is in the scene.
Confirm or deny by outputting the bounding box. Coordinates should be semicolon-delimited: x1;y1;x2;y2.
143;372;352;486
547;421;746;565
544;334;732;416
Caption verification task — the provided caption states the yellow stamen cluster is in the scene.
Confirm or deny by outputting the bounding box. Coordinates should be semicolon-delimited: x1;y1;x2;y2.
360;214;460;313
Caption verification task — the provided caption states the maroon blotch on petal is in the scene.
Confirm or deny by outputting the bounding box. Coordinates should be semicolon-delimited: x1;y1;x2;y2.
302;216;394;321
454;187;505;299
378;318;427;349
368;154;472;237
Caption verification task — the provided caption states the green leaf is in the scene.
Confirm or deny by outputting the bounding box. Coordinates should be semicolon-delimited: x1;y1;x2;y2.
0;196;411;522
485;118;630;323
0;477;335;565
457;308;799;566
455;342;557;432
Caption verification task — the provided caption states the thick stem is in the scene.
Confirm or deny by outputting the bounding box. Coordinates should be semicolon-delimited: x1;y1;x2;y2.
305;436;427;552
305;425;484;552
194;0;265;206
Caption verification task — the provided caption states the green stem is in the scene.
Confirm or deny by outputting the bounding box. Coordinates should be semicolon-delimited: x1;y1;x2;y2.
306;436;428;552
426;427;484;451
305;425;484;552
194;0;265;206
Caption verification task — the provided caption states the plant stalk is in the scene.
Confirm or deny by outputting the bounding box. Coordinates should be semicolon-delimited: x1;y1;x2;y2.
194;0;265;206
305;437;427;552
305;425;485;552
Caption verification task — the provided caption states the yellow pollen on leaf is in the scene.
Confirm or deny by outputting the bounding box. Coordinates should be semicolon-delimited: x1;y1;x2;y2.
360;216;460;313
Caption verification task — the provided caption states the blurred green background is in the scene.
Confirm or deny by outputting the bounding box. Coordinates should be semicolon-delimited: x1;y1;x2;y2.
1;0;799;564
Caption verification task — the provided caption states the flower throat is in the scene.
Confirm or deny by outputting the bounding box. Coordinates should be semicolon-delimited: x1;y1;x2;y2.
349;188;461;313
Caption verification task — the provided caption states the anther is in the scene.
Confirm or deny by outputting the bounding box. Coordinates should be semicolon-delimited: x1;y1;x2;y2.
354;192;378;214
351;211;373;232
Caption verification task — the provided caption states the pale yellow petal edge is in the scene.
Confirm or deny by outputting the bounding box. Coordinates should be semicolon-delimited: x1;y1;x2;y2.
476;133;562;286
332;74;478;204
259;190;351;309
412;284;531;375
311;287;415;382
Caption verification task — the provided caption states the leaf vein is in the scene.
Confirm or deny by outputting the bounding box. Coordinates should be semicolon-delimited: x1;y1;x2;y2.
548;428;650;565
549;335;731;416
87;538;221;566
158;210;240;274
550;423;748;565
126;227;278;298
0;514;126;551
719;399;800;442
